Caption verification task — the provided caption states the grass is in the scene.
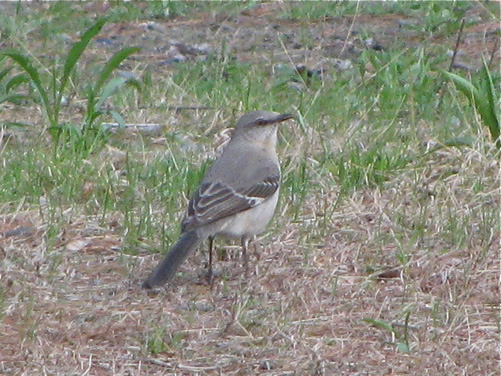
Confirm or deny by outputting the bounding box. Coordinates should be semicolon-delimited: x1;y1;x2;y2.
0;1;499;375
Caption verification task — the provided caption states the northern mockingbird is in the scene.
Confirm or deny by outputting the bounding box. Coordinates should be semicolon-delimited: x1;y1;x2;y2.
142;110;294;289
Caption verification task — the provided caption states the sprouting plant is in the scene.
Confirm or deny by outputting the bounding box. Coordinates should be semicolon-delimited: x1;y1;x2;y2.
0;60;31;111
0;17;140;152
443;58;500;150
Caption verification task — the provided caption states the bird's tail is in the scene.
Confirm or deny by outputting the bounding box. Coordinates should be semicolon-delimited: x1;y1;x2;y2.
142;230;202;289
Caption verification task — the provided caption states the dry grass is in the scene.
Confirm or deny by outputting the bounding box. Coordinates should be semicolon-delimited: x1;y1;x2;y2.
1;143;498;375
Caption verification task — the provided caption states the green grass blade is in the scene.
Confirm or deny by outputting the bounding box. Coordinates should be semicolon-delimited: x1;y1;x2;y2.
363;318;397;335
0;66;13;82
95;47;141;92
443;70;479;98
0;121;31;128
425;136;476;155
95;77;128;110
125;77;142;91
480;57;500;148
95;76;141;110
6;73;30;92
443;136;475;148
0;50;52;122
443;69;500;149
109;110;126;127
59;18;107;103
481;58;498;115
0;93;30;105
396;342;410;353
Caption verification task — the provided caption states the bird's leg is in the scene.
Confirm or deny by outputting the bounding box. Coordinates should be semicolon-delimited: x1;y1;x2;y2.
208;236;214;284
241;238;249;278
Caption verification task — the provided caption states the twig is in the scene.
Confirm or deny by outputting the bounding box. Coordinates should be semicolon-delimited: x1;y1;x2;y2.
137;105;213;112
391;321;422;331
167;105;213;112
101;123;164;133
143;358;174;367
340;0;360;57
438;18;466;109
488;37;499;68
448;18;466;72
143;358;220;371
177;363;220;372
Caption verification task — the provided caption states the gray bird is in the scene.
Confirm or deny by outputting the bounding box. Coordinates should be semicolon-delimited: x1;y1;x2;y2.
142;110;294;288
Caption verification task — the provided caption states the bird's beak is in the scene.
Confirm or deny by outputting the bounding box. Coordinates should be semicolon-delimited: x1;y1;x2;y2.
259;113;294;126
274;113;294;123
254;113;295;126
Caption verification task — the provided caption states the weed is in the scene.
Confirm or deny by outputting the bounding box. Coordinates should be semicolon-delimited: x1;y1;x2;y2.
444;58;500;149
1;18;140;154
0;60;31;111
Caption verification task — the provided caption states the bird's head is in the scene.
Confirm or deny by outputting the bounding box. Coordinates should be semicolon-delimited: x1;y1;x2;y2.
234;111;294;145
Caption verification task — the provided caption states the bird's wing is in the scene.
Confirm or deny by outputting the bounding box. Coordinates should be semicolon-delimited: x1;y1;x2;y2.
182;175;280;231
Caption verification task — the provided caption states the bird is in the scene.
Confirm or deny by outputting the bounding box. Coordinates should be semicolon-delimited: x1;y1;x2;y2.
142;110;294;288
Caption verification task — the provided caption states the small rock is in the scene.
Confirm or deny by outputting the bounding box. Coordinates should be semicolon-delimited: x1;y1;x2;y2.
95;38;114;46
118;71;140;80
398;18;419;28
160;56;187;66
451;62;475;72
331;58;353;71
66;239;89;252
259;360;276;370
